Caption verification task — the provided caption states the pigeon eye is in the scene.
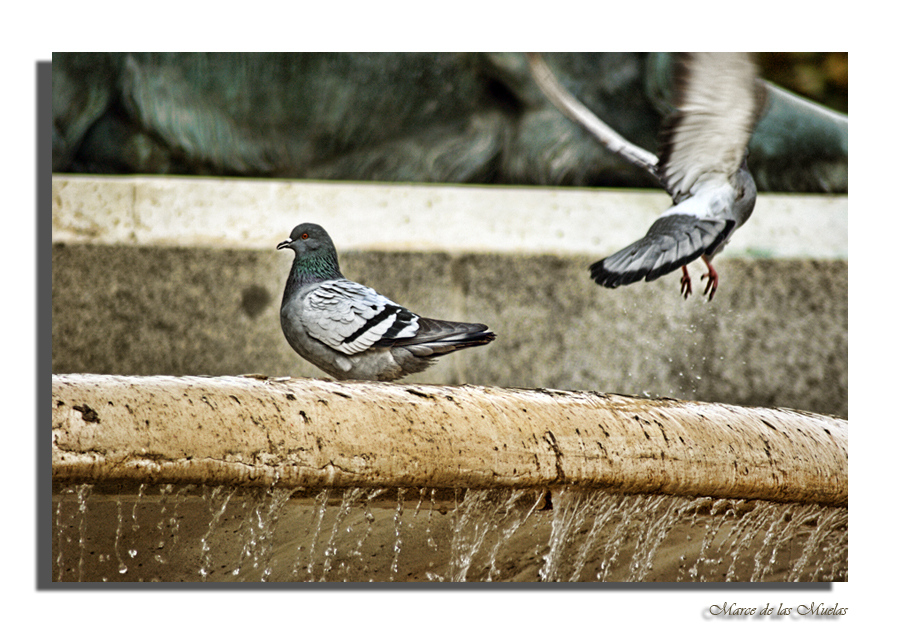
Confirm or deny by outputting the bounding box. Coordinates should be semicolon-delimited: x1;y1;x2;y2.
301;232;309;240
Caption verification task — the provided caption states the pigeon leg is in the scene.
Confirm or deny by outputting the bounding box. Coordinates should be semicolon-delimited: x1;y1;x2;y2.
701;255;719;301
680;266;693;299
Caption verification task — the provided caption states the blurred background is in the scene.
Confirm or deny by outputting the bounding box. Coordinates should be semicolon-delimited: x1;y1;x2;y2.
758;52;847;112
51;52;848;193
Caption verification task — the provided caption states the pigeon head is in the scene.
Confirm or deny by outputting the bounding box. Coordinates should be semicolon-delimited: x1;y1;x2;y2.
277;223;335;256
278;223;343;283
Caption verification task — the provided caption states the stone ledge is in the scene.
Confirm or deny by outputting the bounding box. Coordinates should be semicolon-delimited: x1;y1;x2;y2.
52;374;848;506
51;175;848;258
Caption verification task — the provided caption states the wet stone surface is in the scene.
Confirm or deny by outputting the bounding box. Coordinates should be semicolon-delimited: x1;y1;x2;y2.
52;484;847;583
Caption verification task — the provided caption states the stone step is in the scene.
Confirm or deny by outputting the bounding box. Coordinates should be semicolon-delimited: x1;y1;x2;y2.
52;175;847;258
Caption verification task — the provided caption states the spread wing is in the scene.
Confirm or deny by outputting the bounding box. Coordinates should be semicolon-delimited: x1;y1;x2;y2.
526;52;660;178
658;52;767;201
302;279;420;355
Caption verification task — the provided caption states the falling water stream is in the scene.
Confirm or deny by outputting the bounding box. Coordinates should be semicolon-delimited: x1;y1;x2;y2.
51;483;847;582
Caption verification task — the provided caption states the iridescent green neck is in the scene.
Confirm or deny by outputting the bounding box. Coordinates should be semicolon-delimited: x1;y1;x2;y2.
283;251;342;304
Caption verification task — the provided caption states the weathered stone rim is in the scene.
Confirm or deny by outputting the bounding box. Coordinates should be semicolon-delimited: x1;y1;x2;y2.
52;374;848;507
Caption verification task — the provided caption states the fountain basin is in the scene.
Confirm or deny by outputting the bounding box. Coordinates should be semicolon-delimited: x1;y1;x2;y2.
53;374;846;506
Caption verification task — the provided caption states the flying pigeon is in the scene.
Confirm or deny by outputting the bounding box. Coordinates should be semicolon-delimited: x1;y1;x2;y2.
528;52;768;300
277;223;496;381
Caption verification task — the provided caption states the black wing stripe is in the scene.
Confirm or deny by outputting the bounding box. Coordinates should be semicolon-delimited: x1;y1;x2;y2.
341;304;402;346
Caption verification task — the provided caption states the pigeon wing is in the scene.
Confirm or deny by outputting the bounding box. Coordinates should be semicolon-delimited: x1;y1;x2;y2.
525;53;660;179
303;279;420;355
658;52;767;200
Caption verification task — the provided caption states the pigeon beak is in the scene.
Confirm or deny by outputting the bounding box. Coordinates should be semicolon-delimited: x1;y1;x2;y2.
276;239;293;250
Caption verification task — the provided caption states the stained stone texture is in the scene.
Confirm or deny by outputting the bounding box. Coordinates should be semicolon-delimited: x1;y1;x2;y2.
51;243;847;418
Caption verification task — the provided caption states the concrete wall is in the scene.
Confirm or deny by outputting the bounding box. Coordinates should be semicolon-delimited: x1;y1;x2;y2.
51;176;847;417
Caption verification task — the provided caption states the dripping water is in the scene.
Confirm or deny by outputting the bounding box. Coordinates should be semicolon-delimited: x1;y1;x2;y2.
484;490;540;582
321;487;364;581
51;483;847;582
231;487;294;581
114;494;128;574
389;488;406;581
199;485;235;581
296;488;330;581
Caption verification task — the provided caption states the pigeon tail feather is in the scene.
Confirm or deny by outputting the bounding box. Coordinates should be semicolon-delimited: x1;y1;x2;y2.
590;214;733;288
394;317;496;358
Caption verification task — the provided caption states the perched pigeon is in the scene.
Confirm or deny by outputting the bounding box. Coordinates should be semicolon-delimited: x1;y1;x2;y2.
277;223;496;381
528;52;767;300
